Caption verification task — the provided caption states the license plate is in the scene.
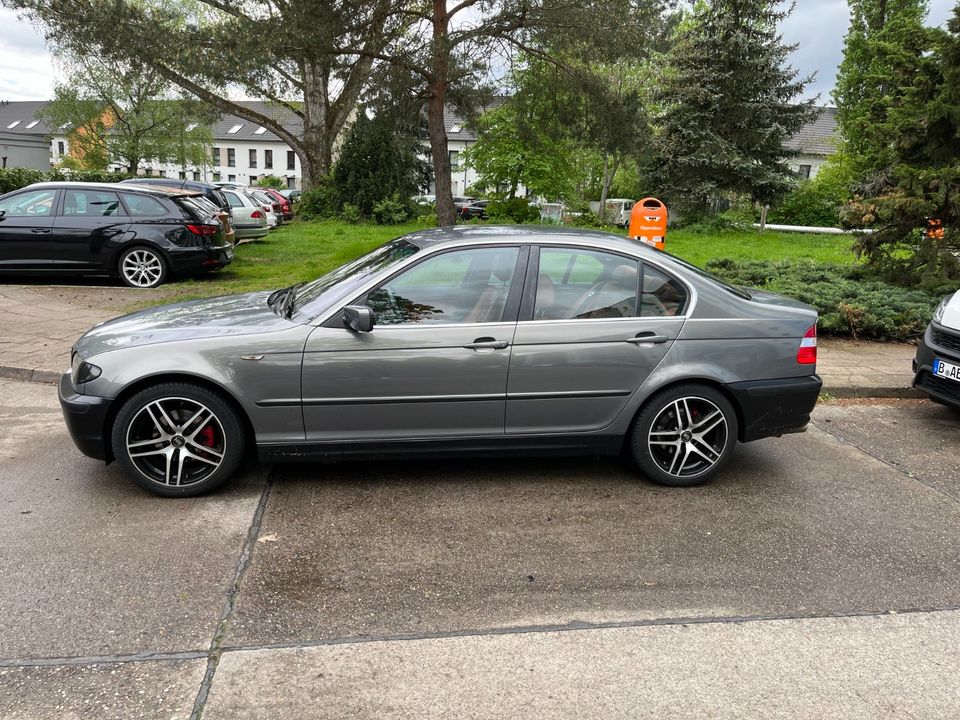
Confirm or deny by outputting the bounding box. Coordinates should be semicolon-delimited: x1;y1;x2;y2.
933;358;960;382
225;248;234;261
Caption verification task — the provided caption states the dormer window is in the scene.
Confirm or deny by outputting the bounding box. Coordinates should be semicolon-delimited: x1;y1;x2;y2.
227;124;243;134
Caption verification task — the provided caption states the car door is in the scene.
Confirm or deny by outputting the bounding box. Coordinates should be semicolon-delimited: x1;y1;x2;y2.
0;187;60;270
301;245;527;442
506;245;689;434
53;188;131;270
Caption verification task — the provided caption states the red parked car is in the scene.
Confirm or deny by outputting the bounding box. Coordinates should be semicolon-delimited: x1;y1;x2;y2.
262;188;294;221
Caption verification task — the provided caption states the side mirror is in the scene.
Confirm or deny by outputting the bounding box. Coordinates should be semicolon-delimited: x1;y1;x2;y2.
343;305;374;333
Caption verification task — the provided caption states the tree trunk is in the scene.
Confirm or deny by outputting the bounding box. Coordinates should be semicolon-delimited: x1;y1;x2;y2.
428;0;455;227
597;154;620;222
300;60;335;190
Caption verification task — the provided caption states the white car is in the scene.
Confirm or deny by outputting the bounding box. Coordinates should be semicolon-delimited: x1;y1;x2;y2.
914;290;960;410
221;188;269;242
245;189;282;228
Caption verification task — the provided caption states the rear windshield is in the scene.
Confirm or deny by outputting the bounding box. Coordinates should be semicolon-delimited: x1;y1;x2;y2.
660;250;752;300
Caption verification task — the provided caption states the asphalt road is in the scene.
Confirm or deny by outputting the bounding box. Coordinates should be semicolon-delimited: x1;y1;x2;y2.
1;379;959;719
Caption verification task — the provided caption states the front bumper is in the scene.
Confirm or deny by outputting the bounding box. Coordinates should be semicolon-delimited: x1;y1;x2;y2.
726;375;822;442
58;372;113;461
913;322;960;409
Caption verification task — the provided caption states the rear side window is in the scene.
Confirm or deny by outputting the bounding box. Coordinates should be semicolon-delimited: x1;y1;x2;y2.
63;189;125;217
224;191;244;208
534;248;639;320
121;193;168;217
209;189;230;211
642;264;688;317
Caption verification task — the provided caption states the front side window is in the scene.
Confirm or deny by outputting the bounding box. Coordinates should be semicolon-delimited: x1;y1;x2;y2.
62;189;125;217
365;247;520;325
0;189;57;217
534;248;638;320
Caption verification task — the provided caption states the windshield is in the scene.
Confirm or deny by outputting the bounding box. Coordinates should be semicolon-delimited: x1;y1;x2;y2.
660;250;752;301
292;239;421;318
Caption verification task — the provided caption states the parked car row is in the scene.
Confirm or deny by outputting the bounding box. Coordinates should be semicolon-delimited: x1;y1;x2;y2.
0;178;296;288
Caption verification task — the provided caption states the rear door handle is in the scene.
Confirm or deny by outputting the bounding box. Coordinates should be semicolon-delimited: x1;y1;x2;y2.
464;337;510;350
627;333;669;345
31;228;52;234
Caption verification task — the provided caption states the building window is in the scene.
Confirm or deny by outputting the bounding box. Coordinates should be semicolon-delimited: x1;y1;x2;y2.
211;146;220;165
287;176;295;188
178;171;186;180
249;149;257;168
227;148;236;167
159;169;166;178
213;172;221;182
287;150;295;170
799;164;812;180
249;175;257;184
228;174;236;182
57;141;64;156
264;149;273;169
192;171;200;181
449;150;459;170
145;168;153;177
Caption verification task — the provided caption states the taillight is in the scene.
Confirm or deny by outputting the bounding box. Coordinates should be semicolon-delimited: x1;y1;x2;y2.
251;210;264;219
186;223;218;236
797;325;817;365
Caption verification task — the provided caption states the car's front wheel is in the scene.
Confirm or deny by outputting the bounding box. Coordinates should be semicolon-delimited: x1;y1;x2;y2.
118;246;168;288
629;384;738;487
111;382;245;497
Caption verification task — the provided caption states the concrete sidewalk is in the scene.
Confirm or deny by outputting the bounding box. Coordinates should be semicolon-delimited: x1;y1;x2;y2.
0;284;921;397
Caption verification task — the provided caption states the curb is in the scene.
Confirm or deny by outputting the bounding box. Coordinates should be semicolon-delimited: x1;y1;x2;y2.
0;365;62;384
823;385;925;400
1;362;929;401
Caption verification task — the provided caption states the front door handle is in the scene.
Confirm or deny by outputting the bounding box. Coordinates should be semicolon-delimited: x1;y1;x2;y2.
627;332;669;345
464;337;510;350
31;228;52;234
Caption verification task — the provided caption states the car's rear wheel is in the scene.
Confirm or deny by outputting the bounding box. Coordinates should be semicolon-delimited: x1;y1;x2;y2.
111;382;245;497
629;384;738;487
118;246;168;288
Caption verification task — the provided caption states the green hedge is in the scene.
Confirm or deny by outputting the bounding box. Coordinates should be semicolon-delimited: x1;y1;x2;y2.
0;167;130;195
705;259;940;341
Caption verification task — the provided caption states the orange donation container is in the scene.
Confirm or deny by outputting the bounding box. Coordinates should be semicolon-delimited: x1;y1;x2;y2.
628;197;668;250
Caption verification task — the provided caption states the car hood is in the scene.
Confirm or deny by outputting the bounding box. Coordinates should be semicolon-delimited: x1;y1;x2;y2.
940;291;960;331
75;291;290;357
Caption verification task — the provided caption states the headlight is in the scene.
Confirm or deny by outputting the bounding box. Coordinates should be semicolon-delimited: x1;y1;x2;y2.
72;359;102;384
932;294;953;324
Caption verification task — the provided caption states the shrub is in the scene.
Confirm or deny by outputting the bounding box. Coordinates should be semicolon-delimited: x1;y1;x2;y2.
704;259;939;341
257;175;285;189
371;194;413;225
297;178;339;220
768;155;854;228
0;167;128;195
339;202;362;224
486;197;540;224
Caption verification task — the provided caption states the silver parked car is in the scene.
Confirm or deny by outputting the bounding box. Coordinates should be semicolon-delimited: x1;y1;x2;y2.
59;226;821;497
221;188;269;242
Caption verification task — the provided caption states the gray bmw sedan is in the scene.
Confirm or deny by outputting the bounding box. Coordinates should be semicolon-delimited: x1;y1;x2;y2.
60;226;821;497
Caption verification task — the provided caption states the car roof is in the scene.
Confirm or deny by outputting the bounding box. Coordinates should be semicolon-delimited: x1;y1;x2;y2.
19;181;202;198
119;178;223;192
400;225;660;258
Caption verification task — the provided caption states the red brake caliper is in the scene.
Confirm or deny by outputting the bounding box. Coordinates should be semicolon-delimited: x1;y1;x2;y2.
198;425;216;447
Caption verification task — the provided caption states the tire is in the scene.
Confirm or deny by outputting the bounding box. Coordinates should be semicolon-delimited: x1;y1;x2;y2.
111;382;246;497
118;246;168;288
629;383;738;487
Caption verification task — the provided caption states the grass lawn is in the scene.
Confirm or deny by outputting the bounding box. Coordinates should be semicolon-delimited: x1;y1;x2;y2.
154;219;858;305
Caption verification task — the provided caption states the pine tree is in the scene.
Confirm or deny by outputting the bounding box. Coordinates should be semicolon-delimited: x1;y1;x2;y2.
652;0;816;212
842;5;960;286
833;0;930;174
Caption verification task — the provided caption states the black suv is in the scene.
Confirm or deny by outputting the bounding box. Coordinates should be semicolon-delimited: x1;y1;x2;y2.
0;182;234;288
119;177;230;212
